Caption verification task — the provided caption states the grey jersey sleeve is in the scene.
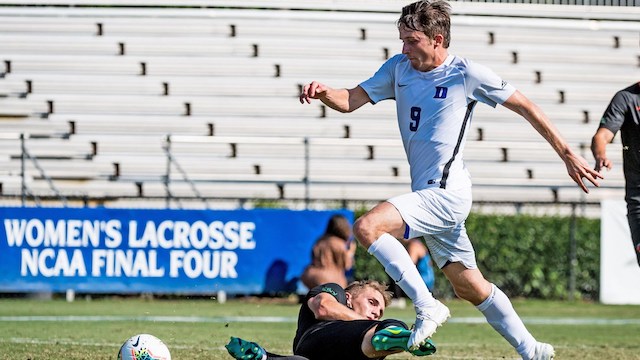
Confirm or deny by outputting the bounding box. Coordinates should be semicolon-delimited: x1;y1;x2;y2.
598;90;628;135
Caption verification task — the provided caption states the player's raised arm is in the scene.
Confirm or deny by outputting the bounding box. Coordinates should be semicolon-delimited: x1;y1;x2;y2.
299;82;370;113
501;90;603;193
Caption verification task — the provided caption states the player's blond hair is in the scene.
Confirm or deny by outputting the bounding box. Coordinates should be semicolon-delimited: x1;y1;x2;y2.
345;280;393;307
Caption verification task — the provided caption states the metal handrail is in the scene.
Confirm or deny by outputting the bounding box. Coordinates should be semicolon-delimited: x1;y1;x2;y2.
163;135;210;209
20;133;68;207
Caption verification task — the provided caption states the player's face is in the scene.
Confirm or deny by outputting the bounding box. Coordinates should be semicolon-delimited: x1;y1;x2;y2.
399;24;440;72
348;287;385;320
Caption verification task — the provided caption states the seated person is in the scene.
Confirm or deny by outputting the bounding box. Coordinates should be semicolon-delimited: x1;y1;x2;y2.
226;280;437;360
301;214;357;289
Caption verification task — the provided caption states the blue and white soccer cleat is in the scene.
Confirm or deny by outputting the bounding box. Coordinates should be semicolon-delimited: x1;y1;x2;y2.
408;299;450;351
530;342;555;360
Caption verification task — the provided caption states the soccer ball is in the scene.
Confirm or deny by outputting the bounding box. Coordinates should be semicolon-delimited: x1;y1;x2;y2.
117;333;171;360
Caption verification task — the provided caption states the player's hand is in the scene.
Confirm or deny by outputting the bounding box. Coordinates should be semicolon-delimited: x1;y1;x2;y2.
299;81;329;104
566;153;603;193
594;156;613;173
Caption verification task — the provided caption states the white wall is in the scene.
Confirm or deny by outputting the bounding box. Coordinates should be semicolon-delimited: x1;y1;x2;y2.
600;200;640;304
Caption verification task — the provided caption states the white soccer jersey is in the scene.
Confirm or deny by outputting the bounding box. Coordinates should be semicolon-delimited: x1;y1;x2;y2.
360;54;516;191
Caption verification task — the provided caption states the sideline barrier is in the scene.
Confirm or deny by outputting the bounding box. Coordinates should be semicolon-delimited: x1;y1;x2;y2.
600;200;640;305
0;207;352;295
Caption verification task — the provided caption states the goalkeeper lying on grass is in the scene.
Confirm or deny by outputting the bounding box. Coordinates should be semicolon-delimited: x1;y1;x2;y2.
226;280;436;360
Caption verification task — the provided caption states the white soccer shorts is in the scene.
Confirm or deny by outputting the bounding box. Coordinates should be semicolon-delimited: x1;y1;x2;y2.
387;186;477;270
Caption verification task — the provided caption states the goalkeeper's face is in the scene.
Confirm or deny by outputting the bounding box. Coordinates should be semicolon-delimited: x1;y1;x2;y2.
347;286;386;320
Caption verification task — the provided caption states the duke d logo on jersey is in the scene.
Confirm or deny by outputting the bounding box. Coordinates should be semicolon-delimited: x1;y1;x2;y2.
434;86;448;99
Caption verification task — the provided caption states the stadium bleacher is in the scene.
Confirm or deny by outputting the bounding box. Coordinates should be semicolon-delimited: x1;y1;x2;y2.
0;0;637;212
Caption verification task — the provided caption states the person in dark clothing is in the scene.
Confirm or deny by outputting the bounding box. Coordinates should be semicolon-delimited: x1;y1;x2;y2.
225;280;436;360
591;81;640;267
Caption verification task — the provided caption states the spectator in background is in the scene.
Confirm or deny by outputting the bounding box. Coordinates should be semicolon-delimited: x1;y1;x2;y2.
591;81;640;267
301;214;357;289
407;239;435;292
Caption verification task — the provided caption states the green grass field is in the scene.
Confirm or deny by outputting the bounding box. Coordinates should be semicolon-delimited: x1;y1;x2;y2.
1;296;639;360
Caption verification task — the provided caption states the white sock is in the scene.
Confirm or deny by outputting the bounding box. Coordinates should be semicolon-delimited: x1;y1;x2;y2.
368;233;435;309
476;284;536;358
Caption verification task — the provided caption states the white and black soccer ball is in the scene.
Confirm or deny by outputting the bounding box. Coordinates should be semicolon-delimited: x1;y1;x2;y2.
117;333;171;360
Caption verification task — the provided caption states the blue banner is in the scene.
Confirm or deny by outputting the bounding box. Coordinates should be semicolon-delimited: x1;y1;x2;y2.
0;207;353;295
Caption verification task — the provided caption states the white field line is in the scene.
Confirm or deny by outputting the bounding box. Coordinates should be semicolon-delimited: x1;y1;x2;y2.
0;315;639;325
0;337;215;350
0;315;297;323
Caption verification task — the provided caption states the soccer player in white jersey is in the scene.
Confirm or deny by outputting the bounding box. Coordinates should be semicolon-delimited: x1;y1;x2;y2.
299;1;602;359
